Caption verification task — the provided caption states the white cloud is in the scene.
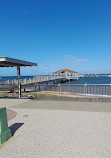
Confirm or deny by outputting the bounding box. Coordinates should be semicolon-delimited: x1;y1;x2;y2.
77;59;87;62
64;55;72;58
65;55;87;63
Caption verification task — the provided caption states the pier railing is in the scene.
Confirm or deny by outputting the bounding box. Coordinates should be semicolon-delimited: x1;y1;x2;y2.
1;75;111;96
21;76;66;84
0;75;78;85
0;82;111;96
46;84;111;96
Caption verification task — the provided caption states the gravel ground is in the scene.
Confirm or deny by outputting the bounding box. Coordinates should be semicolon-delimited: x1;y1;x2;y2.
0;99;111;158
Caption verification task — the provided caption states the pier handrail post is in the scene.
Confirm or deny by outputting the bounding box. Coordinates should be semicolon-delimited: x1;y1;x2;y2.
14;79;16;84
29;78;31;83
84;83;87;94
24;78;26;84
58;83;61;93
33;78;35;83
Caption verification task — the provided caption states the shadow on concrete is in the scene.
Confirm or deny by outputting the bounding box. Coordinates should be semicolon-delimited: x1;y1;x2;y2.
9;123;24;136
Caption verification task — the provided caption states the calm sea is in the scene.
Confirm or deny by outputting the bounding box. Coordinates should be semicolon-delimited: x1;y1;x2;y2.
66;76;111;84
0;76;111;84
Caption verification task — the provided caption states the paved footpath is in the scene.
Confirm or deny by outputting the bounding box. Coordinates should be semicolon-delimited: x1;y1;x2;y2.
0;99;111;158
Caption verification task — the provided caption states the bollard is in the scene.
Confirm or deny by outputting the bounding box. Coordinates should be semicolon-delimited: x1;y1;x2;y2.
0;107;12;145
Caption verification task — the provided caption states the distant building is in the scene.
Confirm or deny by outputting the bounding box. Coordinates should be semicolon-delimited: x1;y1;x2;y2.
53;69;78;76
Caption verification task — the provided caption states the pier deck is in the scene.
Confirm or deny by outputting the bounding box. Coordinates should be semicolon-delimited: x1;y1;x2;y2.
0;75;79;93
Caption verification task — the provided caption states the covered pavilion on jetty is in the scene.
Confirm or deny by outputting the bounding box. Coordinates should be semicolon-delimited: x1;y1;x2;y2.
53;69;78;77
0;57;37;98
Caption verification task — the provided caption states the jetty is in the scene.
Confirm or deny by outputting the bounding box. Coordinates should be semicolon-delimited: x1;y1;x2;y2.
0;74;79;92
0;68;79;95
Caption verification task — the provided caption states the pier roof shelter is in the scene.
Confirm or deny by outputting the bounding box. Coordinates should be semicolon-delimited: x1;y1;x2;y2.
53;69;78;76
0;57;37;98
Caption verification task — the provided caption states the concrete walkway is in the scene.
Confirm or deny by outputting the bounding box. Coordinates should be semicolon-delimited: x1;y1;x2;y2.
12;100;111;113
0;99;111;158
7;109;17;121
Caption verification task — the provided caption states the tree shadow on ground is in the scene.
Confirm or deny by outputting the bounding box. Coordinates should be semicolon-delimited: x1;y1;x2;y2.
9;123;24;136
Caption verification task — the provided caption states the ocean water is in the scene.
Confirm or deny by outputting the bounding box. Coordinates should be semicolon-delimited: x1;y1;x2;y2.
0;76;111;84
66;76;111;84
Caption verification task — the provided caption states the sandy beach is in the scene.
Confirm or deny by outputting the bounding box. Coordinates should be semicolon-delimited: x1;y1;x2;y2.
0;99;111;158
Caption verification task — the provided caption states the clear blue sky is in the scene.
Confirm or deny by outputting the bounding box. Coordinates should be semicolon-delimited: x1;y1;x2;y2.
0;0;111;75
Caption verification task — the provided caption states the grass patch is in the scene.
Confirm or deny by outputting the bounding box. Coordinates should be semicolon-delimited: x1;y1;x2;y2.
22;92;64;98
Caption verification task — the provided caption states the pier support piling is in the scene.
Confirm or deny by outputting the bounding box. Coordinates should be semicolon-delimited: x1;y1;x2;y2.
35;85;37;92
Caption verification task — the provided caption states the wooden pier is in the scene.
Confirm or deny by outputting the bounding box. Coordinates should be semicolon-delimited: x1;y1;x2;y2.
0;75;79;93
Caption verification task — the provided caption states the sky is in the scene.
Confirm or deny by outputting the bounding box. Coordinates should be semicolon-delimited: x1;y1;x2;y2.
0;0;111;76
